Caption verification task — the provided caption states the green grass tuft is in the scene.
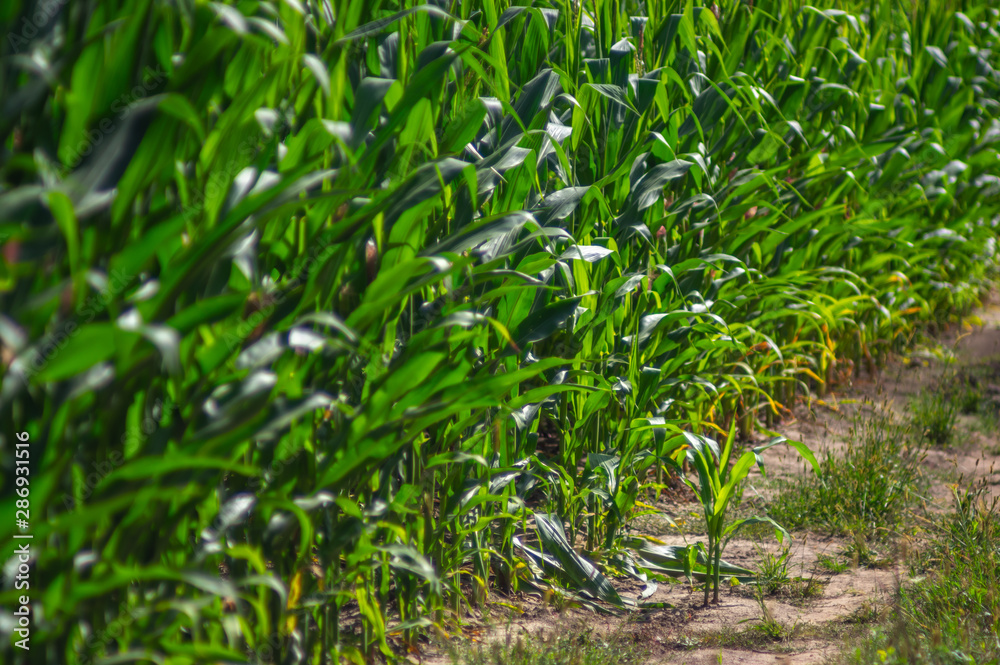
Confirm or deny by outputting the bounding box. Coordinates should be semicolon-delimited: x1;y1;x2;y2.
767;407;925;541
843;483;1000;665
909;389;958;447
449;629;647;665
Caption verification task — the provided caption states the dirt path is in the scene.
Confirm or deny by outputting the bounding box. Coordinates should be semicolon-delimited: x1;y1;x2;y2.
426;302;1000;665
643;303;1000;664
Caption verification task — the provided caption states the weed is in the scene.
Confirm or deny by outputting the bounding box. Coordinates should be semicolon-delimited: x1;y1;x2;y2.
791;577;827;600
842;532;895;569
910;389;958;446
749;617;788;642
683;623;790;652
754;542;793;595
815;554;850;574
737;541;826;604
949;363;1000;434
843;480;1000;664
745;591;790;643
843;600;885;625
674;634;702;650
956;380;984;415
768;406;925;540
450;627;646;665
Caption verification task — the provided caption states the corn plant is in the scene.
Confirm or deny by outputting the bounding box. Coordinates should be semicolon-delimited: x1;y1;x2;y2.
668;421;818;605
0;0;998;662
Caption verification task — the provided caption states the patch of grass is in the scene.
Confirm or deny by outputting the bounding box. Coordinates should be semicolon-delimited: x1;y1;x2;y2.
841;532;896;570
735;541;825;603
748;616;789;643
679;623;791;652
841;481;1000;665
767;407;926;541
673;634;703;650
450;627;647;665
687;620;870;655
948;363;1000;435
754;542;793;595
786;577;827;601
815;554;850;574
909;389;958;446
717;586;796;648
735;575;826;603
842;600;887;626
956;380;985;415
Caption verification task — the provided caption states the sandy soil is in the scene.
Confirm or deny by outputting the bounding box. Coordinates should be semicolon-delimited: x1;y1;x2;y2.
422;301;1000;665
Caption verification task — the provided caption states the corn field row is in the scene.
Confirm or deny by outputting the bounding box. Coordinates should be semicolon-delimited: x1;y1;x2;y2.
0;0;998;662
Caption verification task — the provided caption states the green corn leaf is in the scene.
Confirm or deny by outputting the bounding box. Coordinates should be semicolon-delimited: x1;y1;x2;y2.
534;512;624;607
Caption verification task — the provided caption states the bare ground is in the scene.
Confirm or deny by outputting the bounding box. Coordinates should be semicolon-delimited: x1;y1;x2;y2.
423;302;1000;665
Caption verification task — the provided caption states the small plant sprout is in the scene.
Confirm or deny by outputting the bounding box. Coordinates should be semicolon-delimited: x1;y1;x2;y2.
910;389;958;446
667;420;819;606
754;541;793;595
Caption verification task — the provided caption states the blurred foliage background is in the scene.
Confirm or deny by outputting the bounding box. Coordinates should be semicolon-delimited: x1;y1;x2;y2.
0;0;998;662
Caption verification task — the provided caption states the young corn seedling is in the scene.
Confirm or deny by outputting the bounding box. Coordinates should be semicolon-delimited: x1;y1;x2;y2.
3;0;1000;659
670;421;818;606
